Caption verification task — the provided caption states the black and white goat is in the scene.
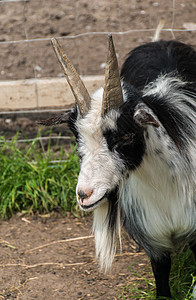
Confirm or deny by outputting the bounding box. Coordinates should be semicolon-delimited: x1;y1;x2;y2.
40;36;196;298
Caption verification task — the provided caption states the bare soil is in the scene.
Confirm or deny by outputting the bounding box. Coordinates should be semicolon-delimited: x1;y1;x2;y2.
0;0;195;299
0;214;151;300
0;0;195;81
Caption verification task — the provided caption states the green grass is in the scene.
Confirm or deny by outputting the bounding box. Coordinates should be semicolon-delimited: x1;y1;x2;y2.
118;248;196;299
0;132;80;219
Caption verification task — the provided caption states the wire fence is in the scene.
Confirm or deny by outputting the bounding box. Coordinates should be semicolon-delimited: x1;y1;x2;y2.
0;0;196;146
1;28;196;46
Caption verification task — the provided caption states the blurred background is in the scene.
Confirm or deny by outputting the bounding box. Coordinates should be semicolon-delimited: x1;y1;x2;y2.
0;0;195;127
0;0;196;81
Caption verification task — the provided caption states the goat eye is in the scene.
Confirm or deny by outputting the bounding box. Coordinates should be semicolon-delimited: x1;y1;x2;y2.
121;133;135;145
123;134;131;140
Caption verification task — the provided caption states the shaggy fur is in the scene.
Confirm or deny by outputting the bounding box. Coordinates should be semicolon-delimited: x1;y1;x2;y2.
69;40;196;298
42;39;196;298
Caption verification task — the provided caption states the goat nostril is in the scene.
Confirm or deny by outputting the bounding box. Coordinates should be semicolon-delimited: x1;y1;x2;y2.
78;190;87;200
78;190;93;202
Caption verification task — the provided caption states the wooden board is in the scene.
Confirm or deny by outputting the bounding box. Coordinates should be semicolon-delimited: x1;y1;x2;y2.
0;76;104;111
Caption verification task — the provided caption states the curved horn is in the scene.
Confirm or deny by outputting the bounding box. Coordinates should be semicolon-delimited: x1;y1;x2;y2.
51;38;91;117
101;35;124;117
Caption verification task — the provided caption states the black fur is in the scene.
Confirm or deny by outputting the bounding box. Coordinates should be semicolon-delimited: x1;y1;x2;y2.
151;254;172;298
121;40;196;153
103;87;146;170
68;108;79;141
103;103;146;170
106;187;119;233
121;40;196;89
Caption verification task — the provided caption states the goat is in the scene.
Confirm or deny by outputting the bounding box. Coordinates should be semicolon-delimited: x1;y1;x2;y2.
39;36;196;298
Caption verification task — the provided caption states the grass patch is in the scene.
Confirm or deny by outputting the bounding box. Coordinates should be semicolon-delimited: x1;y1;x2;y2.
0;132;80;219
118;248;195;299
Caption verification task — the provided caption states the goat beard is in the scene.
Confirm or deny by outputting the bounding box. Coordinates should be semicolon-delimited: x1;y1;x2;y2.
93;188;121;272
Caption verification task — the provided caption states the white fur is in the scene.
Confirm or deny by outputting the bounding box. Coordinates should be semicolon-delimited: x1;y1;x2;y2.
143;73;196;172
120;123;195;254
143;74;187;97
121;75;196;255
75;88;124;270
76;90;124;210
93;200;121;272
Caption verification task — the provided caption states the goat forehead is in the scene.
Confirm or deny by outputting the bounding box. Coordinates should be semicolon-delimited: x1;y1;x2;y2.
76;99;120;152
76;112;124;184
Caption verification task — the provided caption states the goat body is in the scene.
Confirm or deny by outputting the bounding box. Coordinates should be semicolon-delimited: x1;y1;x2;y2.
72;40;196;298
42;38;196;298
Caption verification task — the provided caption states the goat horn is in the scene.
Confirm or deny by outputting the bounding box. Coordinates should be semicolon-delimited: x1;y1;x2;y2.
101;35;124;117
51;38;91;117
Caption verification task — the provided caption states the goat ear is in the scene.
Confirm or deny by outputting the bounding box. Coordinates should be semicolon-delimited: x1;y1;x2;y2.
134;105;160;128
37;111;70;126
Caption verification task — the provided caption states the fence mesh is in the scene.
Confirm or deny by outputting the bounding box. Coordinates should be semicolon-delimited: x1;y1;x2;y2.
1;0;196;80
0;0;195;144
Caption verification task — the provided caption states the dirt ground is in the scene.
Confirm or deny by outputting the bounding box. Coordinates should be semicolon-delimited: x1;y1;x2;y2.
0;0;196;81
0;214;151;300
0;0;196;299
